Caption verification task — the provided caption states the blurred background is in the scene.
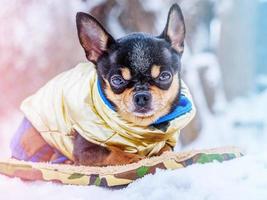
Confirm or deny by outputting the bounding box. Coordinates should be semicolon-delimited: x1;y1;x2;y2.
0;0;267;157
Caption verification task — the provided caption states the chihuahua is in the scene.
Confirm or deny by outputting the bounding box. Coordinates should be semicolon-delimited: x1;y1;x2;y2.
12;4;187;166
73;3;186;166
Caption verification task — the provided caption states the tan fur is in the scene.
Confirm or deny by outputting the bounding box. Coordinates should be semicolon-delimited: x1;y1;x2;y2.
151;65;161;78
104;74;179;126
121;68;131;80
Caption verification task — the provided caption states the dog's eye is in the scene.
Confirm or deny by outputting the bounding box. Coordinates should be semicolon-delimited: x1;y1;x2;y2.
110;75;126;88
159;71;172;81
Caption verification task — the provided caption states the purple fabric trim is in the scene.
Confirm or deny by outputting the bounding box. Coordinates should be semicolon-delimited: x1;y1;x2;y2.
30;145;52;162
10;117;68;163
10;117;32;161
51;153;68;164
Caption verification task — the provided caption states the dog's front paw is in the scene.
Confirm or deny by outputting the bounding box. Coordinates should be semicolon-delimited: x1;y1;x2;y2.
155;144;173;156
105;147;143;166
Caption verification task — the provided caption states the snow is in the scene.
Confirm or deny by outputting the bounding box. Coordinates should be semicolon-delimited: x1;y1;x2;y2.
2;155;267;200
1;89;267;200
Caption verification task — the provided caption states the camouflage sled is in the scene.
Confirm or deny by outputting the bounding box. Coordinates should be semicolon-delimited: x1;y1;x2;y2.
0;146;242;187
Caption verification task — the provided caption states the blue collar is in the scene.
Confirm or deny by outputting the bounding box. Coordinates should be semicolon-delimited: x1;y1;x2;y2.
97;79;192;125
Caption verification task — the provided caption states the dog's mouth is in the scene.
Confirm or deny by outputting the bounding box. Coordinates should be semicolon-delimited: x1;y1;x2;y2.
133;107;154;117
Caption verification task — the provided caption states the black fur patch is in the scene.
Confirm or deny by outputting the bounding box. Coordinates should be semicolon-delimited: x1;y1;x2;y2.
97;33;182;95
149;121;170;132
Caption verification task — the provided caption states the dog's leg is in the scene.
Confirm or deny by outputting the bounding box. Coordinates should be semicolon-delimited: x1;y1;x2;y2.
73;134;143;166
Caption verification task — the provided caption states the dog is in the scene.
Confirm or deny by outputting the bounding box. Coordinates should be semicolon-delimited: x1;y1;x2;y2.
11;4;195;166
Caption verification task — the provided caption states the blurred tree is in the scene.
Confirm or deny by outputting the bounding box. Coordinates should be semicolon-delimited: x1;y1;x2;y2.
218;0;256;100
255;2;267;92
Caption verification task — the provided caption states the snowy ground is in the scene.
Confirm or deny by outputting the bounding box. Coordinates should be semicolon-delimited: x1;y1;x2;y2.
1;90;267;200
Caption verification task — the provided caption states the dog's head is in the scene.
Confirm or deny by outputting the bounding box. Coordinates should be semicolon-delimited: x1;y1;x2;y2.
76;4;185;126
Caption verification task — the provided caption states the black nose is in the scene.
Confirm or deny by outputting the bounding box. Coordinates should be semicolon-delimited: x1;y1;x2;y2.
133;92;151;107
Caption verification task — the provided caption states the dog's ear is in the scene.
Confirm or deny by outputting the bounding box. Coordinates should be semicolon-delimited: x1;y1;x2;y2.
160;4;185;54
76;12;115;63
